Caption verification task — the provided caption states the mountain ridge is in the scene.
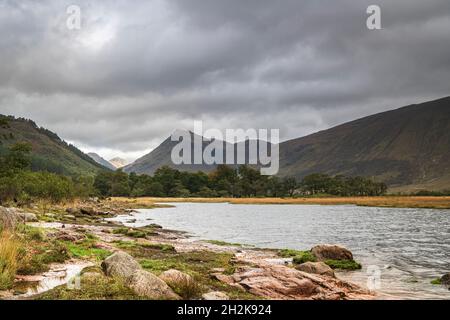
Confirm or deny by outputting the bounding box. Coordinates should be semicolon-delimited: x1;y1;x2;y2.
0;115;110;176
88;153;116;171
124;96;450;191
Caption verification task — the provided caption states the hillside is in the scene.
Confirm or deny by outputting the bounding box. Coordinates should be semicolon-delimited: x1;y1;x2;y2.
0;115;110;176
278;97;450;191
88;153;116;171
124;97;450;191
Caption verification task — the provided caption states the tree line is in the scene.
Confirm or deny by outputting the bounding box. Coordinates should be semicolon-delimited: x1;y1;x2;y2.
0;142;388;205
0;142;93;205
94;165;388;198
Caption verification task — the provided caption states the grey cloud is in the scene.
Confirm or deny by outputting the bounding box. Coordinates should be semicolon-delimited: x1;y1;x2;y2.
0;0;449;160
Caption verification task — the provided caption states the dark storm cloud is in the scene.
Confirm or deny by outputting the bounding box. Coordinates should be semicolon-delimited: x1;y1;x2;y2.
0;0;449;160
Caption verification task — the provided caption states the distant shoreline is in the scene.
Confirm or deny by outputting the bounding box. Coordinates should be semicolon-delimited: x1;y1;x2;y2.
112;196;450;210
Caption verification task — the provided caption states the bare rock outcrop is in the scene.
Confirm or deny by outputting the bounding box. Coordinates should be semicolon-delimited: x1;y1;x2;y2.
216;251;373;300
295;262;335;277
202;291;230;300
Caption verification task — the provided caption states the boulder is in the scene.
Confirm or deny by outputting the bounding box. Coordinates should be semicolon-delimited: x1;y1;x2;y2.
0;207;19;229
102;251;179;299
202;291;230;300
441;273;450;286
80;207;96;216
49;230;85;242
17;212;38;222
295;262;335;277
159;269;193;286
101;251;141;280
0;207;37;229
129;270;179;299
311;245;353;261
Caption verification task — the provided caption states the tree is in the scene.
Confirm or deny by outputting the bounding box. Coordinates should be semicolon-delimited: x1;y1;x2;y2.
94;171;113;196
110;169;130;196
154;166;179;196
282;177;297;197
1;142;32;175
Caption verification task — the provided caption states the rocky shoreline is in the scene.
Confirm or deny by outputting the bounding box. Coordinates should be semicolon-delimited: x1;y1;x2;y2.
0;199;377;300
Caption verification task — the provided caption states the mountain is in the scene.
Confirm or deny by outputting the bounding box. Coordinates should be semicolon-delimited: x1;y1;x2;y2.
278;96;450;192
88;153;116;170
123;132;230;175
109;157;129;169
123;131;268;175
0;115;110;176
124;97;450;191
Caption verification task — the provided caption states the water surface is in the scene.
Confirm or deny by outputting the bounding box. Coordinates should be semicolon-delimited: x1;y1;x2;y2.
111;202;450;299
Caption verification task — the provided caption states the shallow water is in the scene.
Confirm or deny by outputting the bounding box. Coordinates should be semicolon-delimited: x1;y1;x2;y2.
111;202;450;300
10;262;91;299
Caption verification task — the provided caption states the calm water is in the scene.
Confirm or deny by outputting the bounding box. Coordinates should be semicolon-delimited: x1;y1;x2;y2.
111;202;450;300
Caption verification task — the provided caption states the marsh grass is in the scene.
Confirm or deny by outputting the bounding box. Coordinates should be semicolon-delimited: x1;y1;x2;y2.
165;276;203;300
111;196;450;209
0;230;19;290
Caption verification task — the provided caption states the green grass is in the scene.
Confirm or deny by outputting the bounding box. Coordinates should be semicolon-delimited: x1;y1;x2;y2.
37;270;143;300
17;240;70;275
66;242;111;261
112;227;148;239
431;278;442;285
279;249;309;258
138;250;257;300
324;259;362;270
114;240;175;253
292;252;317;264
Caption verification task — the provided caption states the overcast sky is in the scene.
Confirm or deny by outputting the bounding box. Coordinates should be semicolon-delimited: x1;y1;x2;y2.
0;0;449;162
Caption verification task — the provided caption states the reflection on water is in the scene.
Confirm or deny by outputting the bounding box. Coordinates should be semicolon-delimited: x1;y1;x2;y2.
111;202;450;300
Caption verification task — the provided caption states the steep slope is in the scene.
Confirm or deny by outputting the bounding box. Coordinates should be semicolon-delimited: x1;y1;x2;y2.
88;153;116;170
278;96;450;191
0;115;110;176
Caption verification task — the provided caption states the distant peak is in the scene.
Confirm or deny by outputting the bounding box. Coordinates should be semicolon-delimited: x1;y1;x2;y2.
109;157;129;168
